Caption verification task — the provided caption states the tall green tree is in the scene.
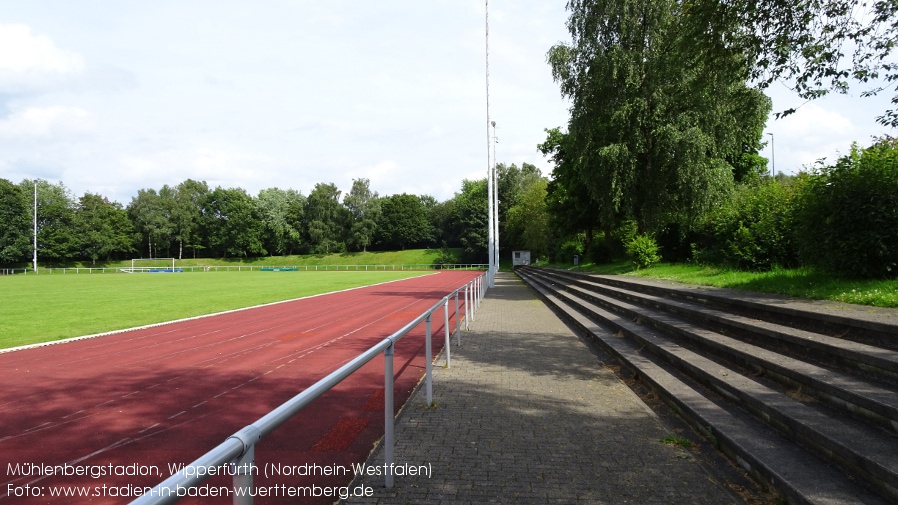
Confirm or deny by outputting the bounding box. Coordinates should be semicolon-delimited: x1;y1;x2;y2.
449;179;488;263
172;179;209;259
74;193;134;264
683;0;898;127
0;179;30;264
375;193;433;250
548;0;770;234
22;180;78;264
343;178;380;252
426;198;455;248
257;187;305;255
538;127;602;257
304;183;347;254
203;187;266;258
505;177;551;258
128;188;173;259
496;162;543;256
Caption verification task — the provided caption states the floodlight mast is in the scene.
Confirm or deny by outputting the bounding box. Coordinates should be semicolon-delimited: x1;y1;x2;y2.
485;0;495;288
33;182;37;274
492;121;499;285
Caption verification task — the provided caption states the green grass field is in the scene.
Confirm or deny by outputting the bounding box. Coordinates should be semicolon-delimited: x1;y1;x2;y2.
12;248;464;270
0;270;428;350
554;260;898;309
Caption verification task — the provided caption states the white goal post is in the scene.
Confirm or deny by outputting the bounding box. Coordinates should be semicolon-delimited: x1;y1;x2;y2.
122;258;178;273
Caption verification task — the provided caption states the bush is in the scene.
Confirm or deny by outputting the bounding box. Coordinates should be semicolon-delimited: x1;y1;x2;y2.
626;234;661;269
695;179;798;270
588;233;615;264
556;233;585;261
613;220;639;255
793;137;898;278
656;222;700;263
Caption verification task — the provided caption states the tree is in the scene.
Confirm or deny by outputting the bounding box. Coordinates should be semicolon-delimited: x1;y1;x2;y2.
257;187;305;255
683;0;898;127
203;187;266;258
448;179;488;262
0;179;30;264
375;193;433;250
22;180;78;264
74;193;134;265
172;179;209;259
304;183;347;254
496;162;543;256
128;188;173;259
425;198;455;248
506;177;551;258
548;0;770;235
343;178;380;252
538;127;603;259
793;136;898;278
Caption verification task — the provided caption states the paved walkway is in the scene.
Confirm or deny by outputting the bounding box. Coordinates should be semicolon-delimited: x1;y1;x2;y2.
345;271;740;504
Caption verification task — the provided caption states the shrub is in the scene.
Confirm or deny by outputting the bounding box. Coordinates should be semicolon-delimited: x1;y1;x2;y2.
556;233;585;263
588;233;615;264
626;234;661;269
793;137;898;278
695;179;799;270
656;222;700;263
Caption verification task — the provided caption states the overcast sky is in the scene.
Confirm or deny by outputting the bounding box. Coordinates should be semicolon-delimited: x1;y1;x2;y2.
0;1;893;205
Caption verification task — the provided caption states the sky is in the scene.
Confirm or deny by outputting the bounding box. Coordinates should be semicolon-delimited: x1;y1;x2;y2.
0;1;894;206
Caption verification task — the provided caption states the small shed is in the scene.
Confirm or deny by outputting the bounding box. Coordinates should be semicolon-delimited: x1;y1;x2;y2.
512;250;531;267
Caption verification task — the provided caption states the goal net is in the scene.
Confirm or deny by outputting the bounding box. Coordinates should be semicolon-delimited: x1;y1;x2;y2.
122;258;181;273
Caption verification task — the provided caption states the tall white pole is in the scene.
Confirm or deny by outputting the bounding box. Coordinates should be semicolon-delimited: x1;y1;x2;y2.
485;0;495;288
492;122;499;283
33;182;38;274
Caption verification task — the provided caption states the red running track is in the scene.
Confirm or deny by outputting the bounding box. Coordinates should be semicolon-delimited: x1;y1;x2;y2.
0;271;479;504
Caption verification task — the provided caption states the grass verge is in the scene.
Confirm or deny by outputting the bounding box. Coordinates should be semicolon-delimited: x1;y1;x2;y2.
546;261;898;309
10;248;465;270
0;270;427;350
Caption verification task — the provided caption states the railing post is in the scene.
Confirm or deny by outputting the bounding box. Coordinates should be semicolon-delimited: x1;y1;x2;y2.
454;291;461;345
232;445;255;505
465;284;471;328
384;343;395;489
444;299;451;368
476;277;481;312
425;314;433;405
228;425;261;505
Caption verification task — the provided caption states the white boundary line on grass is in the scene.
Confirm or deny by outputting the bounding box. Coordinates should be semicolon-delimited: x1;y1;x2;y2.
0;271;440;356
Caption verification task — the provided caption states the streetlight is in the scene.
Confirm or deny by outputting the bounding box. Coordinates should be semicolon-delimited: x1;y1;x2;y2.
767;132;775;178
491;121;498;284
485;0;496;287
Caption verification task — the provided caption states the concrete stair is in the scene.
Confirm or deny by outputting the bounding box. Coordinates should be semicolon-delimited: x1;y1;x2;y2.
516;266;898;505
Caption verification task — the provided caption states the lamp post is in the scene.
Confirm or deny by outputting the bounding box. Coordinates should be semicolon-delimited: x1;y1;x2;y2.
767;132;775;179
33;182;38;274
485;0;494;287
492;121;499;284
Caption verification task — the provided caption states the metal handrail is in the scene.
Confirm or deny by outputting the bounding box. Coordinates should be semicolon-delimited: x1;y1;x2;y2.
130;272;487;504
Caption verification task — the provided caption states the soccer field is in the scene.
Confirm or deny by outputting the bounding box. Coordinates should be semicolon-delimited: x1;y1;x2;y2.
0;270;429;350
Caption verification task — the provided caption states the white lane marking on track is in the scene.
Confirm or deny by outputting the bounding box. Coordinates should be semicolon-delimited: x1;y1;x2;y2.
22;436;133;486
139;423;160;433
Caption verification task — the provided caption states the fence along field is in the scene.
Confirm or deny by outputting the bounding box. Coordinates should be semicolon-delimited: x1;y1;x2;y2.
0;270;429;350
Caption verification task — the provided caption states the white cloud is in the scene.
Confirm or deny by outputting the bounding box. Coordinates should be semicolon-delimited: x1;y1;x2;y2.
0;105;93;138
763;88;892;174
0;23;84;93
